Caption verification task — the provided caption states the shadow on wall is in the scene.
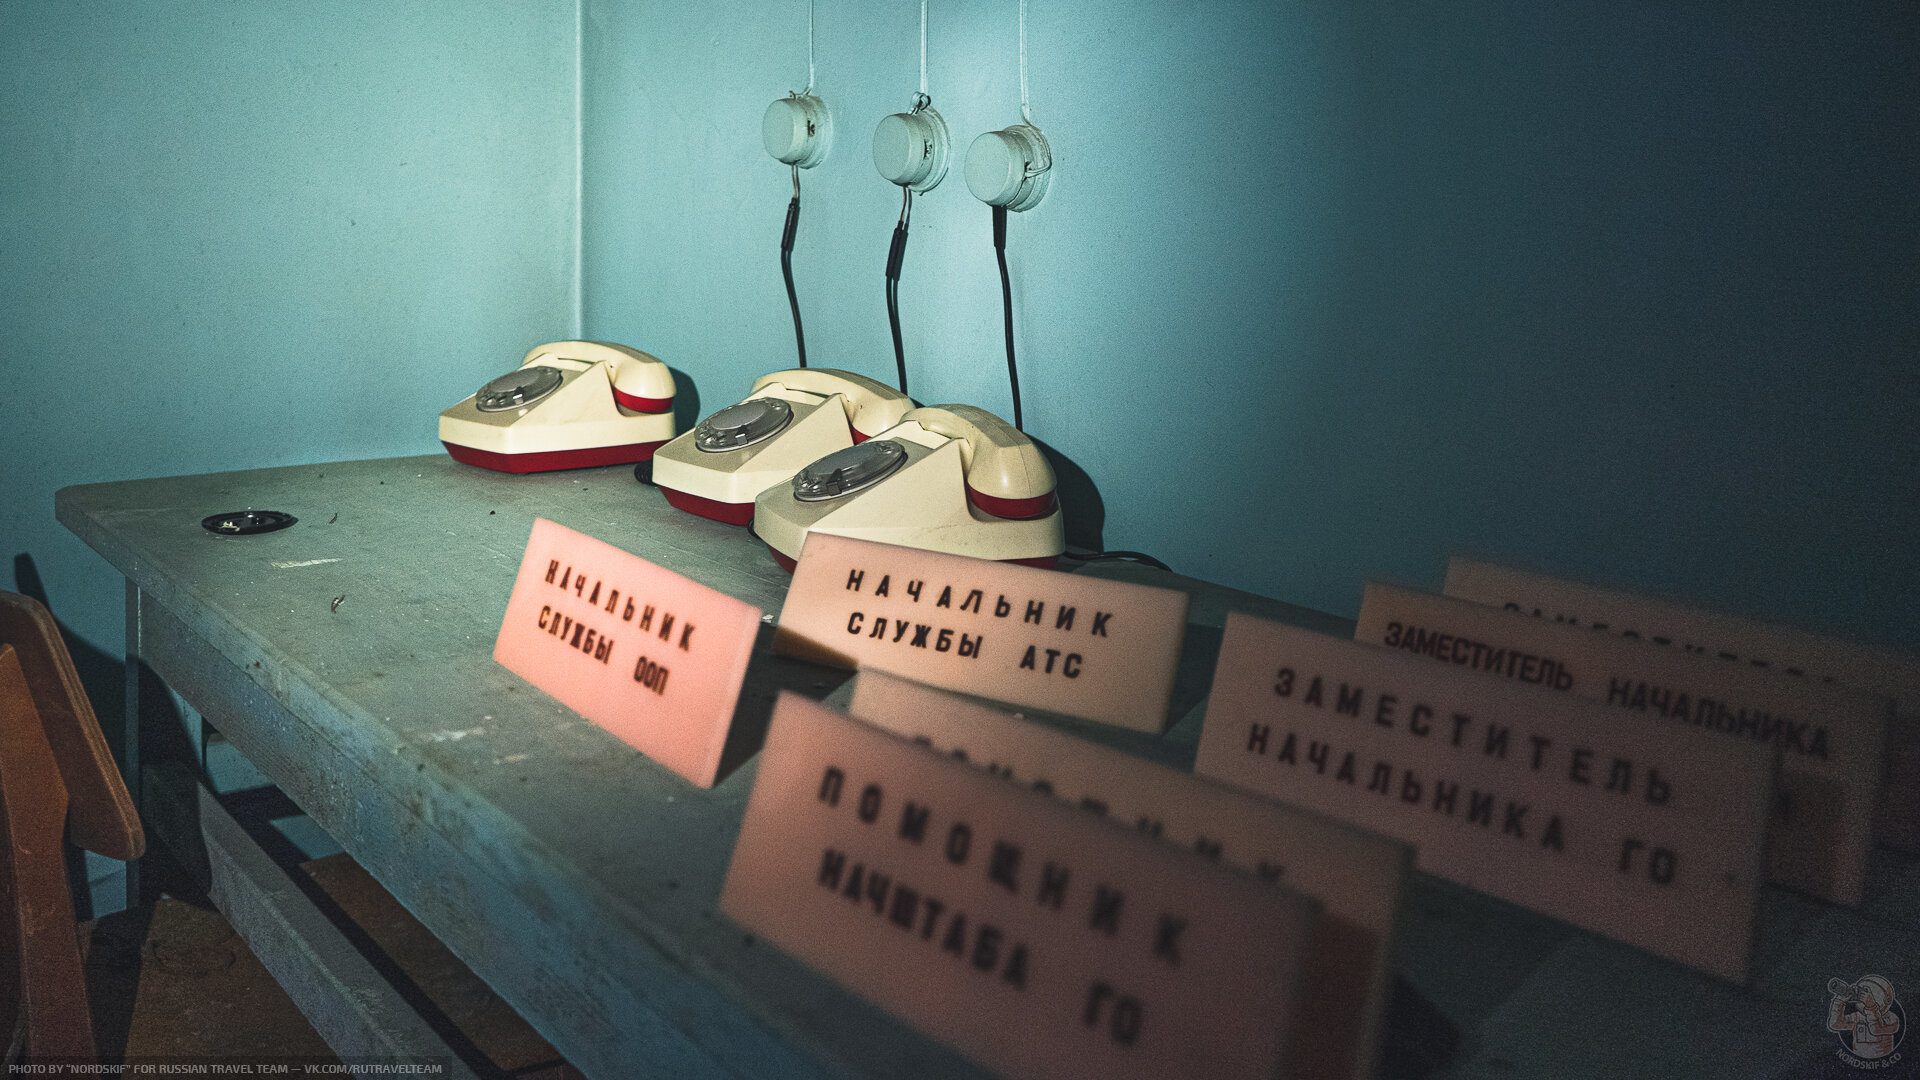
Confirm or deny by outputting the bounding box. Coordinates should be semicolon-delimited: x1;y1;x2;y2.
1033;437;1104;554
669;367;703;437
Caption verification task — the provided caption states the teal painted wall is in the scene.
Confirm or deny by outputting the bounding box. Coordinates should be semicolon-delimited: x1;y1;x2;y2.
582;2;1918;654
5;0;1916;680
2;1;581;683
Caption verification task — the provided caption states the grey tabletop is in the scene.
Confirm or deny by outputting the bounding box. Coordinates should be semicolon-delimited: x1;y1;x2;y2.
57;454;1920;1080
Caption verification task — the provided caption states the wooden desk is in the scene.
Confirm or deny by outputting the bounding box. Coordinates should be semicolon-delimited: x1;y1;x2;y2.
58;455;1920;1079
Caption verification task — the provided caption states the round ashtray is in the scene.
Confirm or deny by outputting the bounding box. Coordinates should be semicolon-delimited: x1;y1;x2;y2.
201;510;297;535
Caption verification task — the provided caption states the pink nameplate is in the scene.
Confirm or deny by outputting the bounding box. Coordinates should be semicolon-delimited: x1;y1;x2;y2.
773;533;1190;733
722;692;1321;1080
493;517;761;787
1197;613;1773;981
849;670;1409;1080
1445;556;1920;853
1355;581;1886;905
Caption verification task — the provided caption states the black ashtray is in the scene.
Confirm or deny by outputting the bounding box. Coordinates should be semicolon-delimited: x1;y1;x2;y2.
201;510;297;535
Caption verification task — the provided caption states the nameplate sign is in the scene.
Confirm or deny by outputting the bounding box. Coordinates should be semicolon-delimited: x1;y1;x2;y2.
493;518;761;787
849;670;1409;1080
1354;582;1886;905
1444;556;1920;853
721;692;1321;1080
1196;612;1773;980
773;533;1190;733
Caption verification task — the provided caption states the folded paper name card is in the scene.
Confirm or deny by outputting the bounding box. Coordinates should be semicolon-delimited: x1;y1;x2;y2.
1353;582;1887;906
721;692;1321;1080
848;670;1410;1080
1444;556;1920;853
773;533;1190;733
493;517;761;787
1196;613;1773;981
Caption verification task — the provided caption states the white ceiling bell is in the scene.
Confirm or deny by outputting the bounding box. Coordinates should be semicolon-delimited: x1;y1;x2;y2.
965;124;1050;212
872;107;950;192
763;93;832;167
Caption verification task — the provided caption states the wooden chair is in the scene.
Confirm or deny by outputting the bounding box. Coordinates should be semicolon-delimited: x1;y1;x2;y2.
2;591;575;1072
0;590;143;1060
0;591;334;1063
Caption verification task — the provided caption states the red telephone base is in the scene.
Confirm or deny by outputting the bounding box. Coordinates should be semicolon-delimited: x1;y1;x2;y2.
765;544;1057;574
443;440;666;474
659;486;756;526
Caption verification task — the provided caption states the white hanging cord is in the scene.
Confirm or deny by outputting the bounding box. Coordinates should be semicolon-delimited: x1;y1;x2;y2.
802;0;815;95
1018;0;1032;125
918;0;929;99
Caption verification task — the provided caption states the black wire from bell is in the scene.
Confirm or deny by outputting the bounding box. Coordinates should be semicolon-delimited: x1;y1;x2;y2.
782;165;807;368
885;185;912;395
1066;549;1173;573
993;203;1022;431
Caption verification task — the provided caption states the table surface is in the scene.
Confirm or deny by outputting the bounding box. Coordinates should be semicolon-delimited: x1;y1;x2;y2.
57;454;1920;1080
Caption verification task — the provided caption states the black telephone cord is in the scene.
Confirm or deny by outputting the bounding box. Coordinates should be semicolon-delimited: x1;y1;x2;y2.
782;165;807;368
993;204;1023;431
885;186;912;395
1067;549;1173;573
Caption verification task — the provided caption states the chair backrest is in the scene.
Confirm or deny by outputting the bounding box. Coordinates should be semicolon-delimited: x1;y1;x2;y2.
0;592;146;1062
0;593;141;861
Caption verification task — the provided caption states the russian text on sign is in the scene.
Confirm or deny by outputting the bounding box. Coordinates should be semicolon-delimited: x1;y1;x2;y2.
723;692;1323;1080
1196;612;1772;981
1444;555;1920;855
849;669;1410;1080
1355;581;1886;906
493;518;761;787
775;533;1189;733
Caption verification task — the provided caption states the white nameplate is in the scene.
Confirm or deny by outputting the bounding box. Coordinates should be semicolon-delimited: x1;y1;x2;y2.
774;533;1190;733
493;518;761;787
849;670;1410;1080
1444;556;1920;853
1196;612;1772;980
721;692;1321;1080
1355;582;1886;905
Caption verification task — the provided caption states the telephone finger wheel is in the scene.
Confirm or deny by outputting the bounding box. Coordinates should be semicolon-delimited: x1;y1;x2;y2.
792;440;907;501
475;366;564;412
694;397;794;452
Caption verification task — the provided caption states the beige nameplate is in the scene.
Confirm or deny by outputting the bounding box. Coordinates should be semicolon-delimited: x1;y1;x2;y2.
721;692;1320;1080
1196;612;1772;980
773;533;1190;733
1355;582;1885;905
1445;556;1920;853
493;518;761;787
849;670;1410;1080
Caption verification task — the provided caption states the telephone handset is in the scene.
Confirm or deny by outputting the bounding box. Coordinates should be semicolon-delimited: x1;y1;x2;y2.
652;368;913;525
438;340;677;474
753;403;1065;570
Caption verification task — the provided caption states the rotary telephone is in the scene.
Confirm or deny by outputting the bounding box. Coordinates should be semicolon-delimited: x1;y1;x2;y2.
652;368;913;524
753;403;1065;570
439;340;677;474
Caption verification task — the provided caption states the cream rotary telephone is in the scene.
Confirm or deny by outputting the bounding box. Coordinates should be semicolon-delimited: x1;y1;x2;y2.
753;403;1064;570
652;368;913;524
438;340;677;473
